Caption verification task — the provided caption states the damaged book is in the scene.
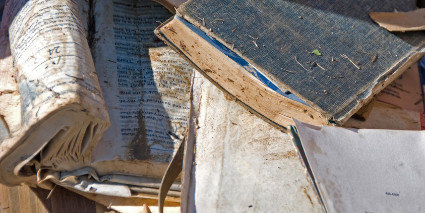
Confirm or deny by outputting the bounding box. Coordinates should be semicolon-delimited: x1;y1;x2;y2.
155;0;425;127
0;0;193;208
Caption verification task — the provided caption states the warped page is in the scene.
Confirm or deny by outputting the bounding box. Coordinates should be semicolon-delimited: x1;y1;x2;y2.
0;0;109;185
0;0;192;205
0;0;20;143
154;0;187;12
38;0;193;202
294;120;425;213
182;72;323;212
370;8;425;32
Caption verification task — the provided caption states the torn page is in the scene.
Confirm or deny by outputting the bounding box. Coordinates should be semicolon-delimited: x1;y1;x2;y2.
295;120;425;213
370;8;425;32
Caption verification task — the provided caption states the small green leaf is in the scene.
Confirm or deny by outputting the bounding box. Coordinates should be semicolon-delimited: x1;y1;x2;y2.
311;49;322;56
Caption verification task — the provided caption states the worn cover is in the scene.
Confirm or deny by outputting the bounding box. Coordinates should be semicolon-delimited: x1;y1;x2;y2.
178;0;425;123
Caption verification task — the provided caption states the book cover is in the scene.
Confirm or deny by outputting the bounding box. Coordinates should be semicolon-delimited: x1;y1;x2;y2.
157;0;425;126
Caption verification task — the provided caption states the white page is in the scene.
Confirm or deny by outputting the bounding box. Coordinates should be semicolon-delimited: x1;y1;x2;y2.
183;73;323;212
295;120;425;213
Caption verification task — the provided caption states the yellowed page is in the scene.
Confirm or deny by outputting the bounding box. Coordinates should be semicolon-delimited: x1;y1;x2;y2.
0;0;109;185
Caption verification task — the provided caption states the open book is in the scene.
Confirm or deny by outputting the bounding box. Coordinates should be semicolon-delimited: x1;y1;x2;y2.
155;0;425;127
0;0;192;206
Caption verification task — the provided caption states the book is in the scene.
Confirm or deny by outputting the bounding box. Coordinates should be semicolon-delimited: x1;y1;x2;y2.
293;120;425;212
0;0;192;207
155;0;425;127
181;72;323;212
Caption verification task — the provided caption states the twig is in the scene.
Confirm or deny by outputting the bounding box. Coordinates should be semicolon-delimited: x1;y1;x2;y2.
371;54;378;63
281;68;296;74
248;35;259;40
215;19;224;24
317;63;326;71
294;56;309;71
232;28;237;33
340;54;361;70
202;18;205;26
252;40;258;48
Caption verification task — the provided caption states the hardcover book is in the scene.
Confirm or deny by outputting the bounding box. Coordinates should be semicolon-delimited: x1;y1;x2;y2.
156;0;425;127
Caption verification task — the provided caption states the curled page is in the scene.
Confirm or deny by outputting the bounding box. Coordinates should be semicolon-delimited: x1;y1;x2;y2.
370;8;425;32
33;0;192;202
0;0;109;185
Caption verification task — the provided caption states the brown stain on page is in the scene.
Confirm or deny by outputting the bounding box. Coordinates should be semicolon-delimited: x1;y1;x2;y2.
303;188;314;206
127;112;150;160
282;150;297;159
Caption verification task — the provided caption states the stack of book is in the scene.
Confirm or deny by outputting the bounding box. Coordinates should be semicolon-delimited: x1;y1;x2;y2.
0;0;424;212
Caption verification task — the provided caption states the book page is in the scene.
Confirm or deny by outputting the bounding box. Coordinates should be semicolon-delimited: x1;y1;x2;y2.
295;120;425;213
9;0;108;126
344;101;422;130
184;73;322;212
0;0;110;185
377;64;423;113
0;0;24;141
89;0;193;178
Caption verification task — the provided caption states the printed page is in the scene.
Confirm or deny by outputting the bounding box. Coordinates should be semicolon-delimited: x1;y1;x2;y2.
32;0;191;199
90;0;192;179
0;0;110;185
344;101;422;130
377;64;423;113
295;120;425;213
9;0;108;126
